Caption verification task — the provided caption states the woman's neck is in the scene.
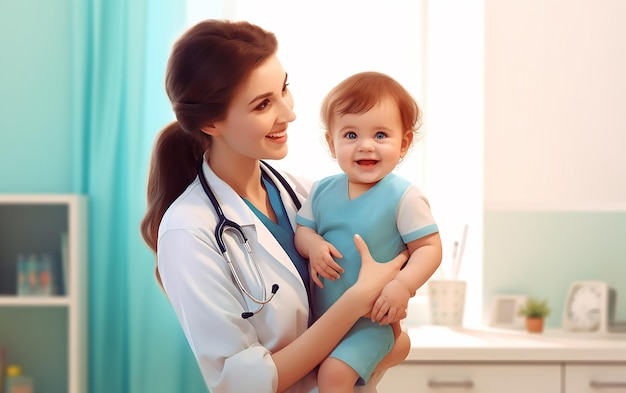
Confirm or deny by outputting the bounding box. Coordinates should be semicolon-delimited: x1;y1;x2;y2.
208;155;261;196
206;153;277;222
207;140;276;222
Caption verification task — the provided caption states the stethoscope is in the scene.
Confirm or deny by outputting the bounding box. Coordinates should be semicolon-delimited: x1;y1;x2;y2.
196;158;301;319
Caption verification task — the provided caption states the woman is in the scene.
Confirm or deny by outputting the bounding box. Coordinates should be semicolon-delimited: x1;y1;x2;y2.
141;19;409;393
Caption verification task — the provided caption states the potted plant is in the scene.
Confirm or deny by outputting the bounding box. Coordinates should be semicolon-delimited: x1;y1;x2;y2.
518;297;551;333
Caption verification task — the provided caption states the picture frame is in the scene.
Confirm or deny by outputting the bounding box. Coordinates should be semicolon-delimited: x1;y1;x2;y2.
489;295;528;329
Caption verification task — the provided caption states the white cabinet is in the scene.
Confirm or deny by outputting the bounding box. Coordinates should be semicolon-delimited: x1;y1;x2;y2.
378;363;560;393
565;364;626;393
380;362;626;393
0;194;87;393
379;326;626;393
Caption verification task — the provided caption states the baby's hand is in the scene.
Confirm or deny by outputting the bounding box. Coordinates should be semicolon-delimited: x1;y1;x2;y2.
371;279;411;324
308;240;343;288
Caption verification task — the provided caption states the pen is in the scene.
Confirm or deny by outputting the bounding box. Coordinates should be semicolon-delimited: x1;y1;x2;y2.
452;225;468;280
450;241;459;279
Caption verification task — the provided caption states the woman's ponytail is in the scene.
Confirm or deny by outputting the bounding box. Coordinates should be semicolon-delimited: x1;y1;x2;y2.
140;121;209;253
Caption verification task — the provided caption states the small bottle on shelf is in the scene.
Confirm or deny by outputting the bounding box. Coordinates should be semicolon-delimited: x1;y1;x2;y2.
5;364;34;393
26;254;39;296
16;254;29;296
38;253;53;296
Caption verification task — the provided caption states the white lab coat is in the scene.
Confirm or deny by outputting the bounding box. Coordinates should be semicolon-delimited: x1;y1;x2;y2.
158;160;383;393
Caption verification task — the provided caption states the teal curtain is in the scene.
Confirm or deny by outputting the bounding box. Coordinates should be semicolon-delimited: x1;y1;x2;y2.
70;1;209;392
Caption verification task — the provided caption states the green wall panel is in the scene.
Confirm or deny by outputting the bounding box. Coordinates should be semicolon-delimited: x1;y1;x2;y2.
484;210;626;327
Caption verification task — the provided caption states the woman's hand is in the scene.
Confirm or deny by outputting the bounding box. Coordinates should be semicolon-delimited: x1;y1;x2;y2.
348;234;408;314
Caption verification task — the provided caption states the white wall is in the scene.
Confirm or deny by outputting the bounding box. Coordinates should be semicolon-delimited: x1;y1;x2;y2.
485;0;626;211
422;1;484;327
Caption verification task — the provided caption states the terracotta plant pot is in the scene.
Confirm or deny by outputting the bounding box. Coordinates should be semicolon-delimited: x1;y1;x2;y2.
526;317;545;333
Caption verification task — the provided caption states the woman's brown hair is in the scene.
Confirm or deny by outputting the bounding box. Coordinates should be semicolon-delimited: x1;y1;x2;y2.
140;20;278;266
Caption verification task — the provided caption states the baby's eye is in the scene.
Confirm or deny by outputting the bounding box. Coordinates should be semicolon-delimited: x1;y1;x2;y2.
375;131;387;139
345;131;357;139
256;99;271;111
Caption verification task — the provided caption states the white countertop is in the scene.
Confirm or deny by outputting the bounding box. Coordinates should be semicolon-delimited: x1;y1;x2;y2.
405;325;626;362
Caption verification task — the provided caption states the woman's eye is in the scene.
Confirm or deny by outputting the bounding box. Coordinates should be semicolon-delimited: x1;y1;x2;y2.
256;99;271;110
282;82;290;93
375;132;387;139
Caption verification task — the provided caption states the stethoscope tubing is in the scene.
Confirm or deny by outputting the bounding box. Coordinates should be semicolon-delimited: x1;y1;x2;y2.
196;157;283;319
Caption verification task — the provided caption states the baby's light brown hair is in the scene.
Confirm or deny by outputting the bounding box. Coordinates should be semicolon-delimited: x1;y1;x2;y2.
320;71;422;139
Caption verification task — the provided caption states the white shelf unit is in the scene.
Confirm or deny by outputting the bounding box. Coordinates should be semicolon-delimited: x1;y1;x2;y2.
0;194;87;393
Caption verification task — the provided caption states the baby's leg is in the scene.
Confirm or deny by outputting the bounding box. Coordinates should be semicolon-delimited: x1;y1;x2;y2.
318;357;359;393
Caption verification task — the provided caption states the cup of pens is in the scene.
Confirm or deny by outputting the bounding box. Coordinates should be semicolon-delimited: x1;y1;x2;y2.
428;280;467;326
428;224;468;326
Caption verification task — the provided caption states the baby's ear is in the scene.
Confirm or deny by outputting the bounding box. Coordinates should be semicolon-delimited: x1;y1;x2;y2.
400;131;414;156
325;132;337;158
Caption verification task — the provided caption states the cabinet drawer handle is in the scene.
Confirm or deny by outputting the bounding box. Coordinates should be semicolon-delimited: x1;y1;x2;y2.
590;381;626;389
427;380;474;389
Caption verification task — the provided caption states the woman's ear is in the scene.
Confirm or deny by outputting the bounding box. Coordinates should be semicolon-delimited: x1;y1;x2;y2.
200;124;218;136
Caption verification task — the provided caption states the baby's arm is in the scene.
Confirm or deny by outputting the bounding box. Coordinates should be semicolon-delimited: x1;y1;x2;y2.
371;232;442;324
294;224;344;288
